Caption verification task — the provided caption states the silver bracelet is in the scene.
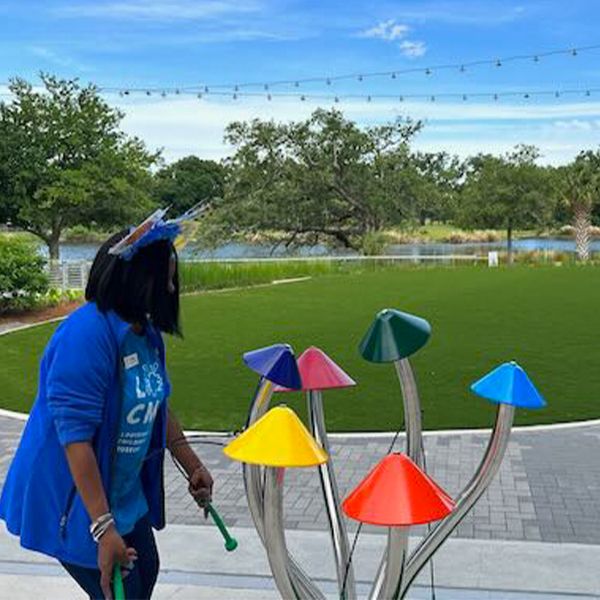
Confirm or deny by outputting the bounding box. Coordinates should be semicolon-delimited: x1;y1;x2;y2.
90;512;114;542
92;517;115;543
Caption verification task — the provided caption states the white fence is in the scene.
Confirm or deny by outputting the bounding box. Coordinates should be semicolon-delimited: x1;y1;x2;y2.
46;253;494;291
47;260;92;291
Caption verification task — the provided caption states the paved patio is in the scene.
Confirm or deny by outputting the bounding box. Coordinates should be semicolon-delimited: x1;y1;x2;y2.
2;414;600;545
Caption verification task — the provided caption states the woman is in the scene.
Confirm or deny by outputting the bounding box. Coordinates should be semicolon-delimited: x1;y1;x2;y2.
0;223;213;599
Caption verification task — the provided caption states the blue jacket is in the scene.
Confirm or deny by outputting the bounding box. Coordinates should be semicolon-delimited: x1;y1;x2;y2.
0;302;170;568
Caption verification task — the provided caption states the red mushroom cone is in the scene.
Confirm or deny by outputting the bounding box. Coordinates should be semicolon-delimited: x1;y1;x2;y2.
342;453;455;526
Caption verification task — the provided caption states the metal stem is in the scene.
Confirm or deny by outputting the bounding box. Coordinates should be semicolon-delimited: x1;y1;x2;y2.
394;359;424;468
308;390;356;600
375;528;409;600
369;358;423;599
243;378;324;600
263;468;301;599
400;403;515;597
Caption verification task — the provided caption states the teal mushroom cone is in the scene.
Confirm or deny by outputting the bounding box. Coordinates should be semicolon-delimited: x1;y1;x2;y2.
359;308;432;363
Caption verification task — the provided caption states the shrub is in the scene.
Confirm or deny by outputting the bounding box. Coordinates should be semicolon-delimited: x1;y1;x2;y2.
0;238;48;314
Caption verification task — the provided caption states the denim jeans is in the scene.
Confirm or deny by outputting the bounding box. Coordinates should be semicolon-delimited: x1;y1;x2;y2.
61;515;159;599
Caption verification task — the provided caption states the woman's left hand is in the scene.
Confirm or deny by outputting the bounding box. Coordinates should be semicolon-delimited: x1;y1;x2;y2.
188;465;214;515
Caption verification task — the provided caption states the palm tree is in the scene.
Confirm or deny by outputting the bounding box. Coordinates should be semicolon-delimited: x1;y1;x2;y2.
559;151;600;261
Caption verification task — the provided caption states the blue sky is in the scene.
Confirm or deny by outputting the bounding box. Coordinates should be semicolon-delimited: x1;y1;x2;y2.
1;0;600;164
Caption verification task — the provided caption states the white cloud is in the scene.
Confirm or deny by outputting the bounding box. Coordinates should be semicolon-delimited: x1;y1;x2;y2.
113;95;600;166
28;46;91;72
54;0;262;21
399;40;427;58
359;19;409;41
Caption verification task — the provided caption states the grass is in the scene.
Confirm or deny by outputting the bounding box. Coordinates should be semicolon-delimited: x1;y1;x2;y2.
1;265;599;432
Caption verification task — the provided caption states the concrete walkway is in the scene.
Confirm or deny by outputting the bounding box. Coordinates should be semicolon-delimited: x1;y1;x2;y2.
1;523;600;599
2;412;600;598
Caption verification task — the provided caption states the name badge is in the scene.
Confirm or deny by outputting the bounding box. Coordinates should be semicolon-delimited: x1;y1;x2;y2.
123;353;139;369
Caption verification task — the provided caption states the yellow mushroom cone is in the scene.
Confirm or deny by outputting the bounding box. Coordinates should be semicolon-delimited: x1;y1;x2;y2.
224;406;328;467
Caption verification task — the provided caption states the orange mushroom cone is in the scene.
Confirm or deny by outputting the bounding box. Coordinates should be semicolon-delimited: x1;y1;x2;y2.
342;453;455;526
223;405;328;468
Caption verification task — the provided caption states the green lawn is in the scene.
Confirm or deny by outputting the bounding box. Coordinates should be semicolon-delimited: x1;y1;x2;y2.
1;265;599;432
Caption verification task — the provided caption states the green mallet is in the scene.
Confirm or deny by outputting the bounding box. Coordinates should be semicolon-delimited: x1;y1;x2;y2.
205;503;238;551
113;565;125;600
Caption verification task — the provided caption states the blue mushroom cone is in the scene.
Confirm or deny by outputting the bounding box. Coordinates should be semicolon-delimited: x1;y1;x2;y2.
471;361;546;409
243;344;302;389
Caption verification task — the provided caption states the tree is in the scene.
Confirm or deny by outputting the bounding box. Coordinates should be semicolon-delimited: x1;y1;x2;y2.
457;145;553;265
0;74;158;259
557;150;600;261
209;109;423;253
153;156;225;215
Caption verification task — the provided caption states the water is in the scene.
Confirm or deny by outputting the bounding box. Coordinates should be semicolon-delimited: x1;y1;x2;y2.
39;238;599;261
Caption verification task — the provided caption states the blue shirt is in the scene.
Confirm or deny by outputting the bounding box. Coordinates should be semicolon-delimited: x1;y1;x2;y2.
110;328;166;535
0;303;170;569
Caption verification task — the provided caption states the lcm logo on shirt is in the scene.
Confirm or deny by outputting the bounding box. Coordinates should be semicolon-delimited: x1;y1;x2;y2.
126;360;164;426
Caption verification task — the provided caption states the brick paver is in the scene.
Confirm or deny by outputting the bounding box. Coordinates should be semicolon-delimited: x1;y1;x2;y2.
2;415;599;544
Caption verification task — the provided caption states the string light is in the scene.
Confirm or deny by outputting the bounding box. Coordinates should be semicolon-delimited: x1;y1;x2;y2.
179;43;600;91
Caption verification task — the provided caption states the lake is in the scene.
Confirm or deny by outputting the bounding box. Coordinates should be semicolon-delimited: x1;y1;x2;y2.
40;238;599;262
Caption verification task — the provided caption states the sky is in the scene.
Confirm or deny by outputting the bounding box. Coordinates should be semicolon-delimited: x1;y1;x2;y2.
1;0;599;165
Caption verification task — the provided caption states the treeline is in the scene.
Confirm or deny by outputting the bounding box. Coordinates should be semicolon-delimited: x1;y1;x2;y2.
1;76;599;261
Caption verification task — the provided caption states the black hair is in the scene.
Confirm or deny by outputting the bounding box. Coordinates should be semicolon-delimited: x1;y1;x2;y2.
86;229;181;336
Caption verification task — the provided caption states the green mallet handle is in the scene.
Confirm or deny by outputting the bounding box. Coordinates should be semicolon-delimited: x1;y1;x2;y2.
113;565;125;600
206;503;238;551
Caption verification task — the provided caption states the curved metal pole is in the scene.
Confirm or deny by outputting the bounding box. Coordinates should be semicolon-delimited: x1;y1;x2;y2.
243;378;325;600
394;359;424;468
369;358;424;599
263;467;301;599
308;390;356;600
400;403;515;597
375;528;409;600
